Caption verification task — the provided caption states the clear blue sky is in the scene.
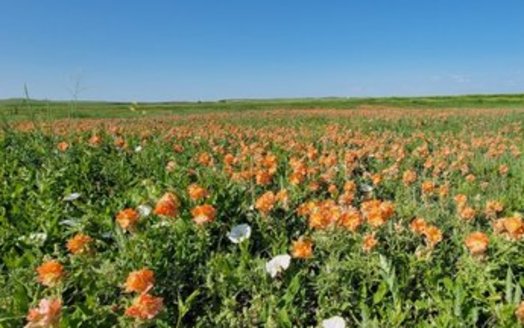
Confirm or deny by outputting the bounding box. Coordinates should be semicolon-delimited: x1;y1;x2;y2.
1;1;523;101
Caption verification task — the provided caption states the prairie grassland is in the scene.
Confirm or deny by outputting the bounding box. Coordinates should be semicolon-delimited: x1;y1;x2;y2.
2;106;524;327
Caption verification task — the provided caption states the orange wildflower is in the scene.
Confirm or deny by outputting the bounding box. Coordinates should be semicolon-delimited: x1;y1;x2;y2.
66;233;93;255
172;144;184;153
454;194;468;208
154;193;179;218
125;293;164;320
410;218;428;235
25;298;61;328
499;164;509;176
291;238;313;259
125;268;155;293
308;200;340;229
459;206;476;221
188;184;208;201
516;301;524;323
275;189;289;205
255;191;276;215
503;217;524;239
327;184;338;196
362;233;378;253
465;232;489;256
57;141;69;152
37;260;64;287
289;171;305;185
255;170;272;185
88;134;102;146
223;153;235;165
338;191;354;206
114;137;127;149
297;201;317;217
493;217;524;240
191;204;217;225
484;200;503;218
402;169;417;185
308;181;320;192
423;225;443;248
421;181;435;194
380;201;395;219
343;181;357;193
116;208;140;231
371;173;382;185
198;152;212;166
361;200;395;228
438;185;449;198
262;153;278;174
338;208;363;232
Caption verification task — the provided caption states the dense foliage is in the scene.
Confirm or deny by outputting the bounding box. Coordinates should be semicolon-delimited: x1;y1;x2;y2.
1;108;524;327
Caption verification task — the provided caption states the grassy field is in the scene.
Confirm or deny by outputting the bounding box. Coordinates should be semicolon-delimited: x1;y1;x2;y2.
1;96;524;327
1;93;524;121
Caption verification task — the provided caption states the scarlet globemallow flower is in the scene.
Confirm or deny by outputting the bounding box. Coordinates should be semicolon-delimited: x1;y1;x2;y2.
116;208;140;231
125;293;164;320
465;232;489;256
223;153;235;165
410;218;427;235
191;204;217;225
197;152;212;166
402;170;417;185
66;233;93;255
493;217;524;240
371;174;382;186
255;170;272;185
499;164;509;176
88;134;101;146
275;189;289;206
25;298;61;328
57;141;69;152
114;137;127;149
255;191;276;215
465;174;476;183
291;238;313;259
154;193;179;218
516;301;524;323
338;208;363;232
484;200;503;218
423;226;443;248
37;260;64;287
362;233;378;253
125;268;155;293
438;185;449;198
459;206;476;221
421;181;435;194
187;184;208;201
454;194;467;208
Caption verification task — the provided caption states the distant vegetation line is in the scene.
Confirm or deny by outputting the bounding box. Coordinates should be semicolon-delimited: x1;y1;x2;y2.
1;93;524;121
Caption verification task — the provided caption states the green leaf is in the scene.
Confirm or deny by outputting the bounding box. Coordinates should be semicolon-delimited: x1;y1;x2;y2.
373;281;389;304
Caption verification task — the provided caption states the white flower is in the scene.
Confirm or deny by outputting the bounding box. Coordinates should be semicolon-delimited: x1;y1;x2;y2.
360;184;374;193
265;254;291;278
63;192;81;201
322;316;346;328
152;220;171;229
19;232;47;246
227;224;251;243
135;146;143;152
59;218;81;227
137;204;152;217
